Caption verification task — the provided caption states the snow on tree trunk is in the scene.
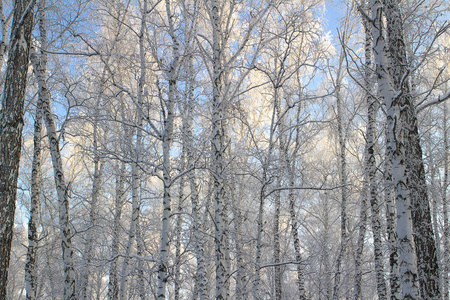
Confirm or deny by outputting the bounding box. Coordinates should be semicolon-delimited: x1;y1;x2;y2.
370;1;419;298
362;10;388;298
382;0;440;297
0;0;35;298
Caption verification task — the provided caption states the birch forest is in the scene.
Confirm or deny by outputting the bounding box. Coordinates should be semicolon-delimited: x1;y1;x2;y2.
0;0;449;299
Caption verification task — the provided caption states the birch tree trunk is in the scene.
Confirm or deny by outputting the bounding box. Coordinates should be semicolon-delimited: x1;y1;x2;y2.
25;84;43;300
332;48;348;300
370;1;419;298
107;162;126;300
287;169;306;300
31;2;78;298
443;101;449;300
157;0;178;297
0;0;35;297
79;100;104;300
184;53;209;299
0;0;12;72
119;107;143;300
231;178;246;300
385;123;400;300
32;44;77;300
382;0;440;297
174;141;186;300
362;10;388;298
253;97;277;300
353;168;368;300
211;0;230;298
274;87;283;300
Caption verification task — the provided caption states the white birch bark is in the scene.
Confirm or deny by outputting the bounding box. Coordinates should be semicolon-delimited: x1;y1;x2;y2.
332;48;349;300
211;0;229;298
0;0;12;72
119;3;148;298
25;85;43;300
174;147;185;300
274;87;283;300
0;0;35;297
287;164;306;299
443;101;449;300
231;178;247;300
362;8;388;298
107;162;126;300
382;0;440;297
185;53;209;300
119;115;142;300
30;2;77;298
385;120;400;300
32;48;77;300
369;1;419;298
353;166;368;300
157;0;178;297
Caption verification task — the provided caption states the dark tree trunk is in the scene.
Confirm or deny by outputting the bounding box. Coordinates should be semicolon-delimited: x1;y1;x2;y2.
0;0;35;298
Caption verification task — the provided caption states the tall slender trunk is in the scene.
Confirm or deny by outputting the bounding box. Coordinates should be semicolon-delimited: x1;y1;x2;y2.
174;153;186;300
31;4;77;297
25;84;43;300
363;11;388;297
232;179;246;300
157;0;178;297
274;88;283;300
353;169;368;300
443;101;449;300
332;49;348;300
253;94;278;299
184;54;209;300
107;162;126;300
119;123;142;300
211;0;229;298
288;173;306;300
253;184;266;300
0;0;35;297
79;106;104;300
273;187;282;299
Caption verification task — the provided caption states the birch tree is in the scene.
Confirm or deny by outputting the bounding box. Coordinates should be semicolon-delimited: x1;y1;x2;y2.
369;0;419;297
0;0;35;298
383;0;441;297
31;20;77;300
25;66;43;300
